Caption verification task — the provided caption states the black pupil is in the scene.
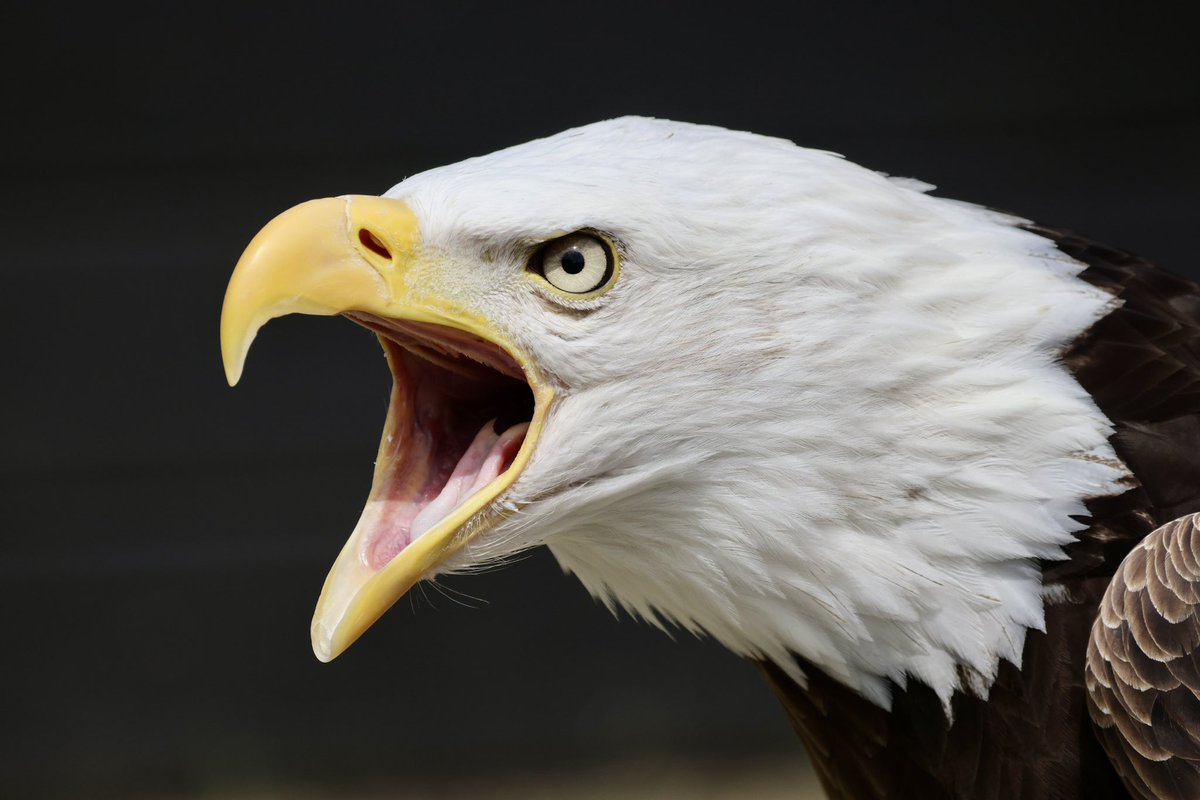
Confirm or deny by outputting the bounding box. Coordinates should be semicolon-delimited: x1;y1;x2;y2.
560;249;586;275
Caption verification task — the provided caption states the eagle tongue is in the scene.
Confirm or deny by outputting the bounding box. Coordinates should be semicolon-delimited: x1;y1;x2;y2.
361;414;528;571
409;420;529;542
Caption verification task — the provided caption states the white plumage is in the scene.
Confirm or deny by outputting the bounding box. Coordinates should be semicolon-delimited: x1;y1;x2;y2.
374;117;1130;711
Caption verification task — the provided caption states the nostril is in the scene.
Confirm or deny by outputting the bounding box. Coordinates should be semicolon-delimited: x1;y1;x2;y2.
358;228;392;261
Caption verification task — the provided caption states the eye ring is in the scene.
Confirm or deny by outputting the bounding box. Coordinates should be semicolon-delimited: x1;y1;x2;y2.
529;232;617;296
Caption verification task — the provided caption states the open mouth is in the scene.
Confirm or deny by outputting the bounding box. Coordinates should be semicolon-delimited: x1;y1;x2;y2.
345;313;537;572
218;193;554;660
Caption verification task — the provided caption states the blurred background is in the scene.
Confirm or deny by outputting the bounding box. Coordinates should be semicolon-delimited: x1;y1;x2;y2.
2;3;1196;798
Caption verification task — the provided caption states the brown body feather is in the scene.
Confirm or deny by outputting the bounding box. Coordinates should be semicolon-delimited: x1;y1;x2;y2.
759;227;1200;799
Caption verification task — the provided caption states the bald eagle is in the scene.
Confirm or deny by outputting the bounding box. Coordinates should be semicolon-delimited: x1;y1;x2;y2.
221;118;1200;799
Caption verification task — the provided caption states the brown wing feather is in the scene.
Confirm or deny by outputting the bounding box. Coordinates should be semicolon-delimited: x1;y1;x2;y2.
760;227;1200;799
1087;514;1200;800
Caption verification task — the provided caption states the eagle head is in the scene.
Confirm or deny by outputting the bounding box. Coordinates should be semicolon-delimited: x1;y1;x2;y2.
222;117;1126;710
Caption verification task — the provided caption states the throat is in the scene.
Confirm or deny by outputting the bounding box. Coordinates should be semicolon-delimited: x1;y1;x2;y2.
356;333;533;571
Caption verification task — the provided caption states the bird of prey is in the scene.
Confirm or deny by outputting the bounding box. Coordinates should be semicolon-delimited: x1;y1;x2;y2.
221;118;1200;799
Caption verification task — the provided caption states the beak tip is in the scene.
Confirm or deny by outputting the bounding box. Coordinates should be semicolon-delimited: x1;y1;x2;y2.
219;313;250;388
311;620;341;663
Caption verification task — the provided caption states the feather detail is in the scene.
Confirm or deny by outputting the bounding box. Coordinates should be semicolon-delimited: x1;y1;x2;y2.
761;225;1200;799
1087;514;1200;800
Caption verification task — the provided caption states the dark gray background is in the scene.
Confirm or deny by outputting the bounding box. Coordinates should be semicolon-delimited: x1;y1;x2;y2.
3;3;1197;798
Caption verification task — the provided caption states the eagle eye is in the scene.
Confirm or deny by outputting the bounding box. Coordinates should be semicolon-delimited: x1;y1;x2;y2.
533;232;614;295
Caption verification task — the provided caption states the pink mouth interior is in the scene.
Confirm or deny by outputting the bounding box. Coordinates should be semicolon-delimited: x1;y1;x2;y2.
346;316;535;570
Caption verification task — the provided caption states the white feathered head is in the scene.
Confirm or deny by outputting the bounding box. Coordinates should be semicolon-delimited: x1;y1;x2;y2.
222;117;1125;710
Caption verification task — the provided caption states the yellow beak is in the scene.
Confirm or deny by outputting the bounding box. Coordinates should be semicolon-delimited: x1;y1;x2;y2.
225;195;452;385
221;195;551;662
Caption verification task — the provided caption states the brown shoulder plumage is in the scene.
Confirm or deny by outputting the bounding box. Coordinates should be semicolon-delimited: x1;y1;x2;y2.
1045;225;1200;585
1086;513;1200;800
